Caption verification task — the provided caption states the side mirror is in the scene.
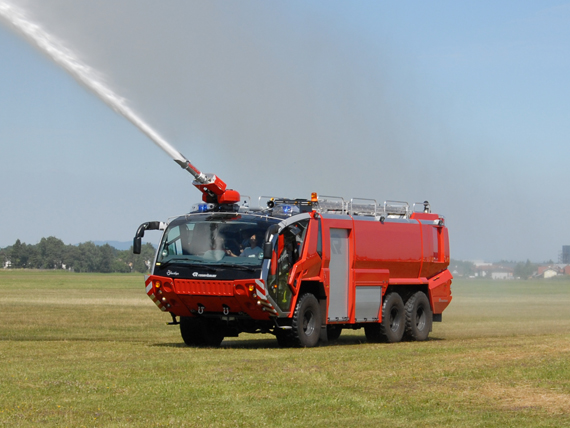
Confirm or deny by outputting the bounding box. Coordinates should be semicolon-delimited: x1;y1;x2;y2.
133;237;142;255
263;224;280;259
264;224;280;242
263;241;273;259
133;221;163;254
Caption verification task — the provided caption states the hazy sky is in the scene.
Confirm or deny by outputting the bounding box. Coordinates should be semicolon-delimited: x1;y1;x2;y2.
1;1;569;262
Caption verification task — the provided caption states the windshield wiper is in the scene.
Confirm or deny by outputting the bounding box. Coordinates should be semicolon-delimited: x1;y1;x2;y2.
159;259;222;272
217;263;258;272
157;257;191;268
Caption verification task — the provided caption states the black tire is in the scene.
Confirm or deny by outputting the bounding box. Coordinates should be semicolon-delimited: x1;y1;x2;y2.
292;293;321;348
404;292;432;341
365;292;405;343
364;323;382;343
180;317;224;347
200;320;225;347
180;316;205;346
275;329;295;348
327;325;342;341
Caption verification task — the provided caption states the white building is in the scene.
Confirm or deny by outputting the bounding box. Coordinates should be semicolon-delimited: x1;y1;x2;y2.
491;271;513;280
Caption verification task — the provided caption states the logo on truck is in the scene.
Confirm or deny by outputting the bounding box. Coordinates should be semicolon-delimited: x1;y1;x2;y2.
192;272;217;278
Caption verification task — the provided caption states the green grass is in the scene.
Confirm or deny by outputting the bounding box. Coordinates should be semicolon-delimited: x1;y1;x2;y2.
1;270;570;427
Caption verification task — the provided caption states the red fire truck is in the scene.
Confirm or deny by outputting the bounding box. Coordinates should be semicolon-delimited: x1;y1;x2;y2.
134;157;452;347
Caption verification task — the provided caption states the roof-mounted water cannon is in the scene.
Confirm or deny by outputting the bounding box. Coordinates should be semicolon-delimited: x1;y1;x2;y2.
174;156;240;205
264;195;315;215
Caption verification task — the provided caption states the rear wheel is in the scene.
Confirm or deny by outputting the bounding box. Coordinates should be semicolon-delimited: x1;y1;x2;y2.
292;293;321;347
404;292;432;341
365;293;405;343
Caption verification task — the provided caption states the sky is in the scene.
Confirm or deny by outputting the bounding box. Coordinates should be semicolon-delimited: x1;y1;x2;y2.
1;0;569;262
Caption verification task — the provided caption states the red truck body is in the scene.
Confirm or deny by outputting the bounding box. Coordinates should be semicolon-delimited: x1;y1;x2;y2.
138;197;452;347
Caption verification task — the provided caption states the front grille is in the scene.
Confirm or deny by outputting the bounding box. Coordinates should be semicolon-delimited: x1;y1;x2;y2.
174;279;234;296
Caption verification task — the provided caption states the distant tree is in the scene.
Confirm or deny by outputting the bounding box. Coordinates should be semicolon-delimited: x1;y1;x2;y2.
63;244;82;271
514;259;537;279
82;242;101;272
66;242;99;272
37;236;66;269
111;258;131;273
0;247;7;267
449;259;475;277
97;244;115;273
118;243;156;273
9;240;38;268
10;239;23;268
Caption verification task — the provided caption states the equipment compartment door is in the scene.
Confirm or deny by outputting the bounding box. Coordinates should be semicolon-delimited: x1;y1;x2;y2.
328;228;350;322
355;286;381;322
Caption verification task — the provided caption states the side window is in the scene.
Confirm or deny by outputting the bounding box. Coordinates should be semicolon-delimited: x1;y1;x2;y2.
161;224;194;258
292;219;309;262
165;226;182;256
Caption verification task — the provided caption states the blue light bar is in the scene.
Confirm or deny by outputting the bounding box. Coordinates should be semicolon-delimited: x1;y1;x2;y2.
273;204;300;216
191;202;215;212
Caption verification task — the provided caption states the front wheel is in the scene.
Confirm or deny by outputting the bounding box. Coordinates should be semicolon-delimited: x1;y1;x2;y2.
292;293;322;347
200;320;225;347
180;317;224;347
180;316;205;346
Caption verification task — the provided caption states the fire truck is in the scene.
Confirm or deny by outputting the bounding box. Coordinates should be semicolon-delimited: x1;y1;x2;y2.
134;155;452;347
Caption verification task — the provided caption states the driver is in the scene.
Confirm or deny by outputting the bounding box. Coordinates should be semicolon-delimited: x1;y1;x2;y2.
227;234;262;258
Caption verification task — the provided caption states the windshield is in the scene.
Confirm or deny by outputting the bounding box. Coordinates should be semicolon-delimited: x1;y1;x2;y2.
156;213;279;268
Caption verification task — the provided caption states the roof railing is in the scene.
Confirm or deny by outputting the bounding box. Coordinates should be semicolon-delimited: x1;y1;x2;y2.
349;198;377;217
246;194;421;220
383;200;409;218
315;195;346;215
412;201;431;214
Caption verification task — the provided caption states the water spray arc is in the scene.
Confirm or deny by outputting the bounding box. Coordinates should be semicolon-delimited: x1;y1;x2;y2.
0;1;239;205
1;1;455;349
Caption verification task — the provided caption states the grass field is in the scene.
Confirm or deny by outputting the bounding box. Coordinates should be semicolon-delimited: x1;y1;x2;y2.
1;270;569;427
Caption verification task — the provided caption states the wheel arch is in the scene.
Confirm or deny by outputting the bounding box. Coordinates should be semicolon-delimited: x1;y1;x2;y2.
385;284;430;305
297;280;327;301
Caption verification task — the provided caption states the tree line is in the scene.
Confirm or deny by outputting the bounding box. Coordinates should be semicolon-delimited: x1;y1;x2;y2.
0;237;155;273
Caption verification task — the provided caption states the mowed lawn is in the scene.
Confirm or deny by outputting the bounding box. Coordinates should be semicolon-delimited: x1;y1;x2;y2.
1;271;569;427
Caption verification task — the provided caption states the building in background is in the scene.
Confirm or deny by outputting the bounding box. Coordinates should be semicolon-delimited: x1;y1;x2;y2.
561;246;570;264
